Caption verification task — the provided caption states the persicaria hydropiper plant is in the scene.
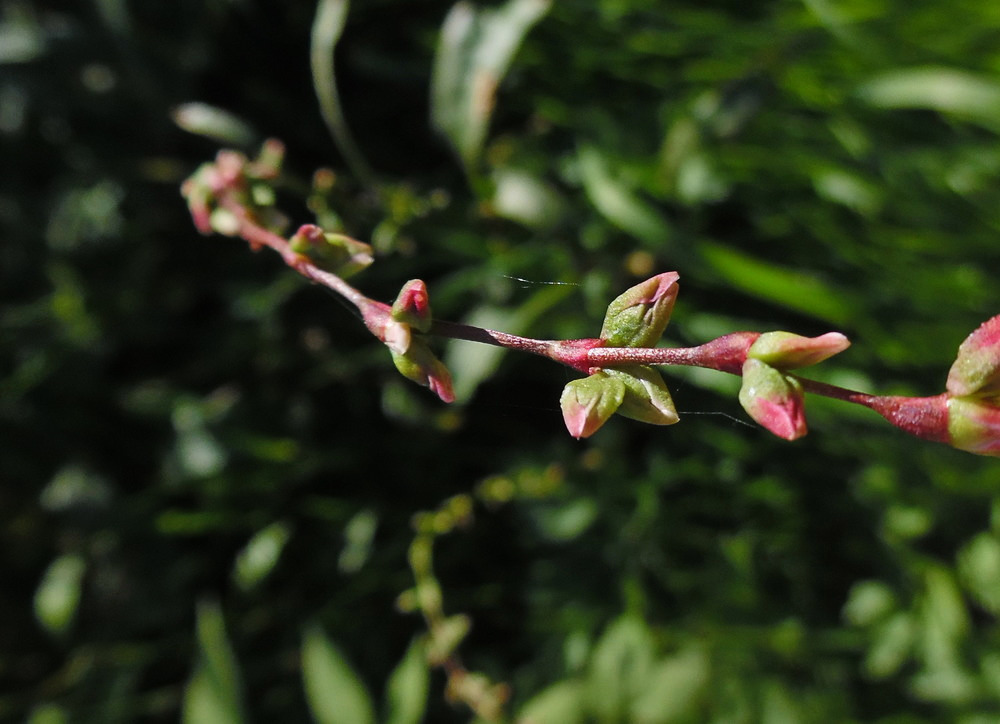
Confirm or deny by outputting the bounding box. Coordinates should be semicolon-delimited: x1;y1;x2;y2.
183;141;1000;457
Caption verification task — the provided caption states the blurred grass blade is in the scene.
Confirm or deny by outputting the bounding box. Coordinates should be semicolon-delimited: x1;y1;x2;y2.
183;601;246;724
311;0;376;186
577;145;675;251
384;637;430;724
431;0;551;172
699;240;852;325
302;623;376;724
857;67;1000;131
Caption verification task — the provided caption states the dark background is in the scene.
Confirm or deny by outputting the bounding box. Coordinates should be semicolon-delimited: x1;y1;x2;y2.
5;0;1000;721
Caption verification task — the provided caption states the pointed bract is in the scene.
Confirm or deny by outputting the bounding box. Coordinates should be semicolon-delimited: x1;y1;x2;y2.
947;315;1000;398
748;331;850;370
739;358;807;440
559;373;625;439
604;365;679;426
392;340;455;403
600;272;679;348
392;279;433;333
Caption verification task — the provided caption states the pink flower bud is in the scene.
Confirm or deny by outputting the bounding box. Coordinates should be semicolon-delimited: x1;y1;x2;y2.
738;358;807;440
747;331;850;370
559;373;625;439
392;280;433;333
600;272;679;348
947;396;1000;456
947;315;1000;398
392;341;455;403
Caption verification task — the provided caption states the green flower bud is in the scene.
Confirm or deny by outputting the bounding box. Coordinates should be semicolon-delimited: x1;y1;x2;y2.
604;365;679;425
738;358;807;440
747;331;850;370
600;272;679;348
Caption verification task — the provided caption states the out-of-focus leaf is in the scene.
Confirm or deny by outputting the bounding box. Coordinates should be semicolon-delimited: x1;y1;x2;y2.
957;532;1000;614
311;0;375;184
516;679;585;724
232;520;292;590
630;647;710;724
172;103;257;146
26;704;68;724
857;67;1000;130
302;624;376;724
843;580;896;627
339;508;378;574
34;554;85;636
864;611;914;679
578;146;675;250
384;637;430;724
443;284;572;401
183;601;246;724
586;615;655;722
492;168;566;228
431;0;552;170
698;241;852;325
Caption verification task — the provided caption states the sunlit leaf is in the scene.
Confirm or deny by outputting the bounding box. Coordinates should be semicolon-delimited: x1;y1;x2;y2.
302;624;376;724
431;0;551;170
183;601;246;724
384;638;430;724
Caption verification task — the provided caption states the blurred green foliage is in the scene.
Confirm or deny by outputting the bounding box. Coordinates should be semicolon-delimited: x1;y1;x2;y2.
4;0;1000;721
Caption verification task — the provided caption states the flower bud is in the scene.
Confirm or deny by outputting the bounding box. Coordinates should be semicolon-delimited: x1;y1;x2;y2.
747;331;850;370
392;279;433;333
600;272;679;348
392;340;455;403
947;315;1000;398
560;373;625;439
289;224;373;278
738;358;807;440
947;396;1000;456
604;365;679;426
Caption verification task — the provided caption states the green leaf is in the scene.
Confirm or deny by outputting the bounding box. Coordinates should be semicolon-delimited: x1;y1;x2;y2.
232;520;291;591
842;580;896;627
586;615;656;722
857;67;1000;131
34;554;85;636
183;601;246;724
578;146;675;250
431;0;552;170
311;0;375;184
630;648;710;724
302;624;376;724
699;241;852;325
957;532;1000;614
516;679;586;724
384;638;430;724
